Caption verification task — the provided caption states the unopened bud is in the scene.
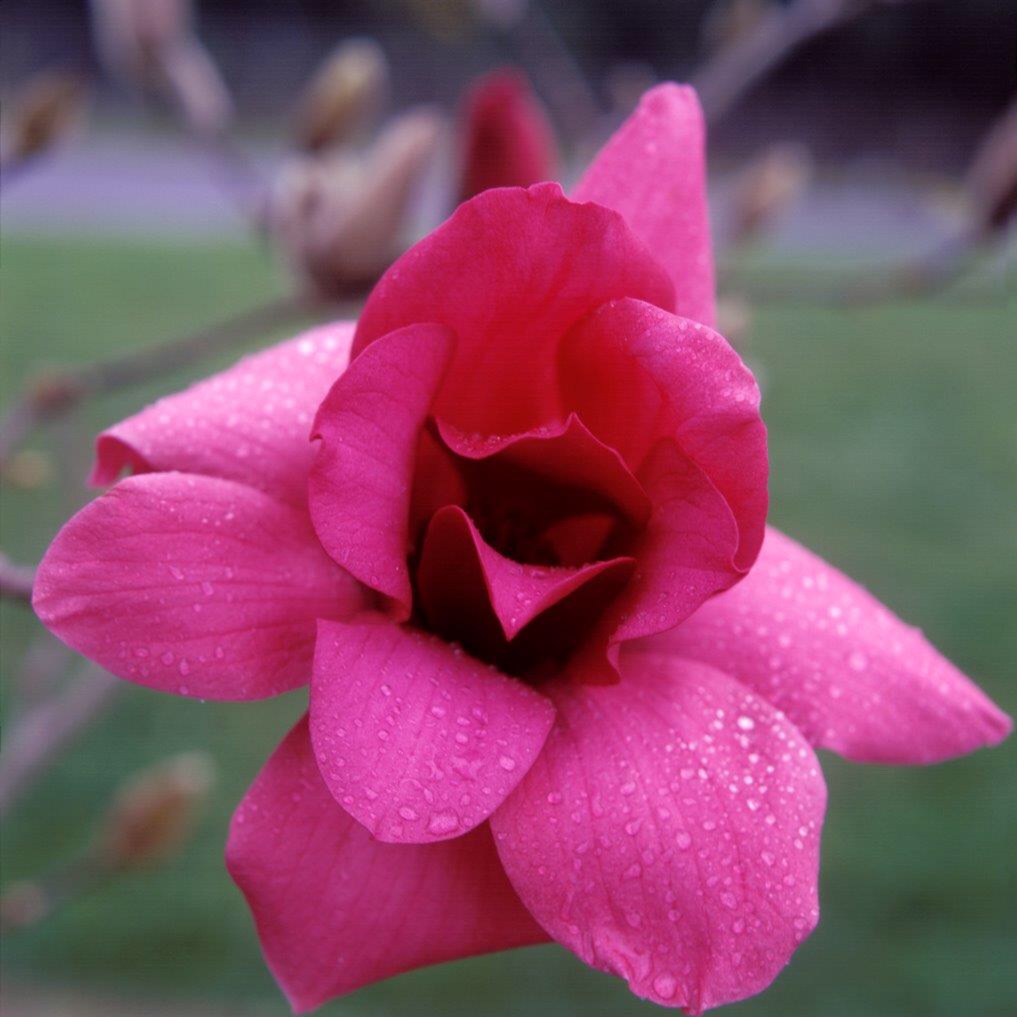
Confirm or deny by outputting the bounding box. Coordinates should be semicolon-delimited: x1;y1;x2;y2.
293;38;388;153
272;108;443;299
97;751;214;870
1;71;88;167
730;143;812;245
90;0;232;135
458;69;557;204
1;450;54;490
90;0;191;82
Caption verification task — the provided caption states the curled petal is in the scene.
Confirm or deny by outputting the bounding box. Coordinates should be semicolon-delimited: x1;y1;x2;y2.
309;323;456;614
491;651;826;1013
310;619;555;843
574;84;715;327
33;473;365;700
436;413;650;528
353;182;674;434
560;298;767;571
93;322;355;507
227;718;547;1013
649;527;1013;763
418;504;635;642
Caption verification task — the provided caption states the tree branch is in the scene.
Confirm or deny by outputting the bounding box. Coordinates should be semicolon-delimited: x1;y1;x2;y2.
0;554;35;603
0;291;317;470
0;666;122;817
694;0;898;125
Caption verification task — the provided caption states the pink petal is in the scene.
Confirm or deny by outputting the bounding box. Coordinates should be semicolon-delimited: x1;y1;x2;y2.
436;413;650;528
458;68;558;203
92;322;355;507
574;84;715;327
649;527;1013;764
560;298;767;571
491;651;826;1013
581;440;740;673
227;717;548;1013
308;323;456;615
310;619;555;843
352;182;674;435
418;504;635;642
33;473;364;700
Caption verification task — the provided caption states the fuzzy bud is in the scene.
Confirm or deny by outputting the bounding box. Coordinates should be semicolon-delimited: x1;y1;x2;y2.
729;143;811;245
292;38;388;153
1;71;88;168
96;751;214;871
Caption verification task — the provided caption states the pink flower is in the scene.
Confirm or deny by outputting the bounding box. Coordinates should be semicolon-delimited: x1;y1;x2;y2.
33;85;1010;1013
457;68;557;204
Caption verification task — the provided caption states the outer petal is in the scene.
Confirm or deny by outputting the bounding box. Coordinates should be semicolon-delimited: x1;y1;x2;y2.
33;473;364;700
560;298;767;571
227;717;547;1013
308;323;455;614
574;84;715;327
310;619;555;843
458;68;558;203
352;182;675;434
93;322;355;507
491;651;826;1014
649;527;1013;764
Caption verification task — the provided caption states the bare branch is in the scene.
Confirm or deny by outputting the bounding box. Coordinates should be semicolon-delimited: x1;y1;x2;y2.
694;0;898;125
0;554;35;603
0;666;121;817
0;291;316;470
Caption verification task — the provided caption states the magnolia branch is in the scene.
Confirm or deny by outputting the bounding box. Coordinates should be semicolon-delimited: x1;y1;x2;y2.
694;0;910;125
0;554;35;602
0;292;317;469
0;665;121;817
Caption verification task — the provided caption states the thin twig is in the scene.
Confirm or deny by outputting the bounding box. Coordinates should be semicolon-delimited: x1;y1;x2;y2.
694;0;905;125
0;291;314;469
0;554;35;603
0;666;121;817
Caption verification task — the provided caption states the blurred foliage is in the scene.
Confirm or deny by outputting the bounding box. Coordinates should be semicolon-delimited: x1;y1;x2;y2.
1;233;1015;1016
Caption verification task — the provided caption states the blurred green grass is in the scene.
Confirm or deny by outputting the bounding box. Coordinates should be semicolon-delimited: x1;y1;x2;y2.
1;233;1015;1017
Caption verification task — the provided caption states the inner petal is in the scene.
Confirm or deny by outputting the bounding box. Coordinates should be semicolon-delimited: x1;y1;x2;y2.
432;413;650;567
416;505;634;678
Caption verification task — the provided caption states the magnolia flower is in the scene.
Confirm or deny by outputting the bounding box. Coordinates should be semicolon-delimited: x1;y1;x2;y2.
33;85;1009;1013
457;68;557;203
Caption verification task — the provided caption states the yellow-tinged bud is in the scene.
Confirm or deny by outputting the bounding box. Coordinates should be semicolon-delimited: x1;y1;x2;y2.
1;71;89;167
293;38;389;153
272;108;444;299
730;143;812;245
96;751;214;870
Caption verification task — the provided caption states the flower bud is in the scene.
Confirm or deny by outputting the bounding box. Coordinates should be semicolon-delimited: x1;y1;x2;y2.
729;142;811;245
272;108;443;299
1;71;88;167
90;0;232;135
701;0;776;52
292;38;388;153
457;68;557;204
96;751;214;870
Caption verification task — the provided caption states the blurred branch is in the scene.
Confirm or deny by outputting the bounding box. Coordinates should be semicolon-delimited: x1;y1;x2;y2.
694;0;911;125
0;666;121;818
0;554;35;603
0;291;314;470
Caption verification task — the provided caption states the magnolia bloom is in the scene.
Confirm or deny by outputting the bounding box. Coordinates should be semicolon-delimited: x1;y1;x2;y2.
457;68;557;204
33;85;1010;1013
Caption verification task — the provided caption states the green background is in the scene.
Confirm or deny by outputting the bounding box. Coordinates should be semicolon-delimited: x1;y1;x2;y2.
1;234;1014;1016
